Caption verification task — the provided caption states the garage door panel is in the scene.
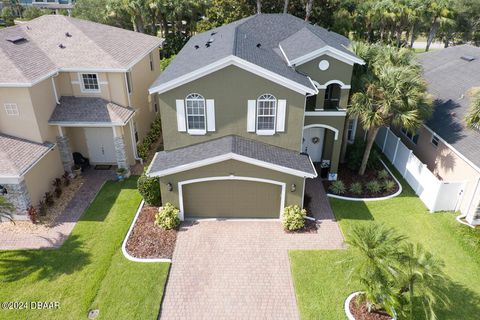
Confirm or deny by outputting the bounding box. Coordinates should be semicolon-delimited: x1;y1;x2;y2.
183;180;281;218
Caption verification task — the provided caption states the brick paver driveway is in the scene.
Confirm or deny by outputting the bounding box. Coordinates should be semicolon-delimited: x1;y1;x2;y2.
160;218;344;319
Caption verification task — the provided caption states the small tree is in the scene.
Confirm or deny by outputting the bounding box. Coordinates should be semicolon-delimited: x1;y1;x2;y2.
1;6;15;26
0;195;15;223
465;88;480;130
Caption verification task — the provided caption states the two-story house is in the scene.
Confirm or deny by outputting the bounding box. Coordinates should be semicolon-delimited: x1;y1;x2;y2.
0;15;162;219
147;14;364;219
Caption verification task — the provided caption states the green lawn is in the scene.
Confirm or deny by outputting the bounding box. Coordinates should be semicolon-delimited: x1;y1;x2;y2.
0;177;169;320
290;167;480;319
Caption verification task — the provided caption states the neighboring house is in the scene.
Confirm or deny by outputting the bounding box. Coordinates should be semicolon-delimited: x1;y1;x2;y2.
147;14;364;220
0;15;162;219
393;45;480;225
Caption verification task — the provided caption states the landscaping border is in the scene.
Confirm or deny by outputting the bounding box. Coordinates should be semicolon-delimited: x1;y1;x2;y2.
121;200;172;263
344;291;396;320
327;160;402;201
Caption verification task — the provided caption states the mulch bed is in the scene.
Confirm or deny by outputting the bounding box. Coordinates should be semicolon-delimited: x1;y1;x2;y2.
350;295;392;320
323;165;399;198
284;219;318;234
125;206;177;259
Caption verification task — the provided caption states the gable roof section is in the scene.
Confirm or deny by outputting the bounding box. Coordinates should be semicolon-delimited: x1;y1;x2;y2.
147;135;317;178
149;14;363;95
0;15;163;87
417;45;480;170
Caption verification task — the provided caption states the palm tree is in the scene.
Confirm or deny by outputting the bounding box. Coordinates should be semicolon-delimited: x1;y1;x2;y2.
349;43;432;175
305;0;314;21
345;223;406;315
397;243;450;319
425;0;453;51
0;196;14;224
465;88;480;130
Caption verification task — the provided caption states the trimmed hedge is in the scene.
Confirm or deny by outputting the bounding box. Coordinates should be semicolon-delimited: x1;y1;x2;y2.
137;174;161;206
155;203;180;230
282;205;306;231
137;117;162;161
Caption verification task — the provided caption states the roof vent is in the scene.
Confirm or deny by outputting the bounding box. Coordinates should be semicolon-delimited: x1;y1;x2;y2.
194;45;199;49
6;36;26;44
461;55;476;62
65;32;72;37
207;38;214;44
205;43;211;48
256;43;261;48
211;31;217;36
59;43;66;49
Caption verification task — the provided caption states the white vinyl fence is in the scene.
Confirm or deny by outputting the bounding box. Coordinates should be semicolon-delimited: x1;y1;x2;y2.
375;127;464;212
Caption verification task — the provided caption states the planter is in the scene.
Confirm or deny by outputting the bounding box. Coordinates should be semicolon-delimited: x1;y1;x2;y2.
116;168;130;181
345;291;396;320
73;168;82;177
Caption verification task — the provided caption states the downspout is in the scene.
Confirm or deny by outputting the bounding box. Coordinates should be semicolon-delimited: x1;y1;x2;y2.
124;70;142;163
51;73;60;104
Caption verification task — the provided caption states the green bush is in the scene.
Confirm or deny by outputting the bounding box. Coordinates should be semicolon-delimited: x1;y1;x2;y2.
383;180;396;192
346;139;381;171
366;180;382;194
137;174;161;206
159;55;176;71
378;169;389;180
137;116;162;161
282;205;306;231
329;180;346;195
349;182;363;195
155;203;180;230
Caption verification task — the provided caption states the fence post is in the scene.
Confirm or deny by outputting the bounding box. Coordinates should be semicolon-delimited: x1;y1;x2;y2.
382;128;389;152
404;150;412;177
392;137;400;164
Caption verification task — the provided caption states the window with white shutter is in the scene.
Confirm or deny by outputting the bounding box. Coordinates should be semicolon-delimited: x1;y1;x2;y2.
206;99;215;132
175;99;187;132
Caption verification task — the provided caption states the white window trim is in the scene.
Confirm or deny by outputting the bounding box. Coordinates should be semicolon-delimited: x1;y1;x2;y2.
185;93;207;135
401;127;419;144
4;103;19;116
256;94;277;136
79;73;101;93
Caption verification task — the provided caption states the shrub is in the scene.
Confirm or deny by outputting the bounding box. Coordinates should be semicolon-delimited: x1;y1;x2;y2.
137;174;161;206
136;117;162;161
349;182;363;195
27;206;37;223
383;180;396;192
52;178;62;188
346;139;381;171
282;205;306;231
329;180;346;195
38;201;47;216
54;187;62;198
378;169;389;180
44;192;54;207
366;180;382;194
155;203;180;230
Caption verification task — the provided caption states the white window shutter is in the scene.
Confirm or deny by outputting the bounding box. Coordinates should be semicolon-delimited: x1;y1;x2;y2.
247;100;256;132
176;99;186;132
276;99;287;132
206;99;215;132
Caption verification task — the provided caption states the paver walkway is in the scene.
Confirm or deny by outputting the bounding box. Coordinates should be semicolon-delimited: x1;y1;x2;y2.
160;185;344;319
0;169;114;250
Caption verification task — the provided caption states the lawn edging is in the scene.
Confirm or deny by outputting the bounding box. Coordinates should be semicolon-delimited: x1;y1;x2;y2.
121;200;172;263
327;160;402;202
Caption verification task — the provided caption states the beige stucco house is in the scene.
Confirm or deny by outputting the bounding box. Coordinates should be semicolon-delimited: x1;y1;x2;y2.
393;45;480;225
147;14;364;219
0;15;162;219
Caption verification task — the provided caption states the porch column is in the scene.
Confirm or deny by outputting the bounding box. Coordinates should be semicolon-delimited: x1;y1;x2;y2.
113;127;128;170
56;126;74;173
3;179;32;219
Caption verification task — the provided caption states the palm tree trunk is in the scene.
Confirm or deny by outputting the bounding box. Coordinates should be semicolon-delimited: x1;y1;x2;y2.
426;16;439;52
358;127;379;175
409;23;416;48
283;0;289;14
256;0;262;14
305;0;314;21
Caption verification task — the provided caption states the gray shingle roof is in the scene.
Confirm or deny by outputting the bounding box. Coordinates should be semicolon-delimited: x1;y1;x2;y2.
48;96;135;125
0;134;54;177
417;45;480;169
151;14;360;92
147;135;317;177
0;15;162;85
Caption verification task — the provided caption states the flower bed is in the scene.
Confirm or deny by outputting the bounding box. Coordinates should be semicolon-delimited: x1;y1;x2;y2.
125;206;177;259
349;294;392;320
324;164;399;198
284;219;318;234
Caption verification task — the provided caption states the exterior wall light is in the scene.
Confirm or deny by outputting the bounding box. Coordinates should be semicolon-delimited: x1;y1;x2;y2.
290;184;296;192
167;182;173;192
0;185;7;195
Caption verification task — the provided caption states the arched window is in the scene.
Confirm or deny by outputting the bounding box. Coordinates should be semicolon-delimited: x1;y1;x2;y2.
256;94;276;133
185;93;206;132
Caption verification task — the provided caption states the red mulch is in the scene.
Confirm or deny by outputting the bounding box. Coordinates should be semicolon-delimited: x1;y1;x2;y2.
323;165;399;198
125;206;177;259
350;295;392;320
284;219;318;234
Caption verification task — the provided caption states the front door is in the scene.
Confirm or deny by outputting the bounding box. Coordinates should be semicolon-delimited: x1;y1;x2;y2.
84;127;116;164
302;127;325;162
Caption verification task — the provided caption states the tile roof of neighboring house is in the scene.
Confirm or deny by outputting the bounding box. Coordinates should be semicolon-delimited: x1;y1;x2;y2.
48;96;135;125
147;135;317;178
0;15;162;86
0;134;54;177
150;14;361;93
417;45;480;169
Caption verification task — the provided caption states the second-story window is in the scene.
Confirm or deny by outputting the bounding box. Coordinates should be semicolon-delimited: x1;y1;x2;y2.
256;94;276;134
4;103;19;116
185;93;206;134
80;73;99;92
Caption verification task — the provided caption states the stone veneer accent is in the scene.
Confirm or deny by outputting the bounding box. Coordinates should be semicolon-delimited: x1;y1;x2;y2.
57;135;74;173
114;136;128;169
3;180;31;219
